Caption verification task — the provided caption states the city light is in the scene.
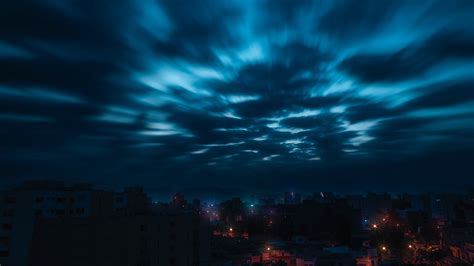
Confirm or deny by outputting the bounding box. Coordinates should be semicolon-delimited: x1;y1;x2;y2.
372;224;378;229
381;246;387;251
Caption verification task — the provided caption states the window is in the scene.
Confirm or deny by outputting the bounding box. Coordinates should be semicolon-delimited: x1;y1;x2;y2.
2;224;12;230
4;197;15;204
169;233;176;240
0;237;10;257
2;209;14;217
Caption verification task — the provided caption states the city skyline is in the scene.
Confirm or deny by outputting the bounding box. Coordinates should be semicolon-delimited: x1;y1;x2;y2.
1;179;473;265
1;0;474;192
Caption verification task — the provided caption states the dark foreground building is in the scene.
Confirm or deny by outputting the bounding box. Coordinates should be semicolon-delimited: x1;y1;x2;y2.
0;181;210;266
30;213;210;266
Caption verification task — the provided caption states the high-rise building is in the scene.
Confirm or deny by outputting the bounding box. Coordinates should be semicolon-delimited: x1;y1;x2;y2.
172;192;187;208
284;192;301;205
30;211;211;266
0;181;210;266
0;181;114;266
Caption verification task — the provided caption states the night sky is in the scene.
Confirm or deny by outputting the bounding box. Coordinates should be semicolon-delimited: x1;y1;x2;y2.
1;0;473;195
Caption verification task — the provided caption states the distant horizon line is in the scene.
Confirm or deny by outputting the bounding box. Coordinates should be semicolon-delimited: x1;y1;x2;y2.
2;179;472;202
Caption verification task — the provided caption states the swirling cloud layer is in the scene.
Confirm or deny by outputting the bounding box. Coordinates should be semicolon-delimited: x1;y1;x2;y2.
1;0;473;192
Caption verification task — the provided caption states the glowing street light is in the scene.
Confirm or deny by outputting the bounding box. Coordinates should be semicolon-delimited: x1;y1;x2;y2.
381;246;387;251
229;227;233;232
408;244;413;249
266;247;271;251
372;224;378;229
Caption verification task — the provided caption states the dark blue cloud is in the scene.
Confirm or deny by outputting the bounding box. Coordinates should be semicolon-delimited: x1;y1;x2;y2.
0;0;473;193
339;29;474;83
